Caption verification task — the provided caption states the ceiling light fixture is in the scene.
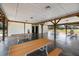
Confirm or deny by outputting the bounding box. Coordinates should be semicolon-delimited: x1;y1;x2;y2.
30;17;33;19
45;6;51;9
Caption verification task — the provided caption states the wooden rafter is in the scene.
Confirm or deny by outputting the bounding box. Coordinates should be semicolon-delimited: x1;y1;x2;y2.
56;18;61;24
51;18;61;24
8;20;33;24
36;12;79;24
58;22;79;25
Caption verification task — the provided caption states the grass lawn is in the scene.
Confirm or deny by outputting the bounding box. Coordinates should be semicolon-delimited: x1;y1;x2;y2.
57;29;79;34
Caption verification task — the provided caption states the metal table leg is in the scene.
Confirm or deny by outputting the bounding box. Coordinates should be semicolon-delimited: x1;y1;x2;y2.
45;45;48;56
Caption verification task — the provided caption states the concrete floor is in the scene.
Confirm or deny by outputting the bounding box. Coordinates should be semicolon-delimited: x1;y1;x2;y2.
0;32;79;56
56;32;79;56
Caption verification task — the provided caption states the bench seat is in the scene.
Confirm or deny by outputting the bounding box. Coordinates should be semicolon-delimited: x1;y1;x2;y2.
48;48;62;56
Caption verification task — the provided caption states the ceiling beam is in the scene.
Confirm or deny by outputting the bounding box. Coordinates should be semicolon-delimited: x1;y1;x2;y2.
1;5;79;24
0;8;9;23
2;11;79;24
58;22;79;25
36;12;79;24
8;20;33;24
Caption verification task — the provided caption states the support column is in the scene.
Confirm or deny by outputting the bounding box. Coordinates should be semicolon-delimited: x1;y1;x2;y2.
53;23;57;48
2;16;5;41
41;24;44;38
24;23;26;34
24;23;26;39
51;19;61;48
65;24;67;37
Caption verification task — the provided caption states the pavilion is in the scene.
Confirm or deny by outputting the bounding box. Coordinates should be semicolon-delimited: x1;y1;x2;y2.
0;3;79;56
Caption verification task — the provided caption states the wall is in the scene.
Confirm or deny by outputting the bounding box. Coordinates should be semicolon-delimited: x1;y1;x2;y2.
39;24;41;34
39;24;48;33
25;24;32;33
43;24;48;33
8;22;24;36
8;22;48;36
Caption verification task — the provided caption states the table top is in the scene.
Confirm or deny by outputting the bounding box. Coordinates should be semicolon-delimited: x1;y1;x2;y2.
9;38;51;56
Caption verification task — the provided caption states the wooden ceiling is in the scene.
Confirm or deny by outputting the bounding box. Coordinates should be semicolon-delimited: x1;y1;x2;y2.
1;3;79;24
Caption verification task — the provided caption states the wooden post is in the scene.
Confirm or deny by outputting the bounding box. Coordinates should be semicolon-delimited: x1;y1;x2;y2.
53;20;57;48
54;24;56;48
51;19;61;48
2;16;5;41
65;24;67;37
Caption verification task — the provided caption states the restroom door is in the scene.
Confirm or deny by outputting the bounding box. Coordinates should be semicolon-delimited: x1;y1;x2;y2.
32;26;34;34
36;26;39;34
36;26;39;39
32;26;35;39
32;26;39;39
